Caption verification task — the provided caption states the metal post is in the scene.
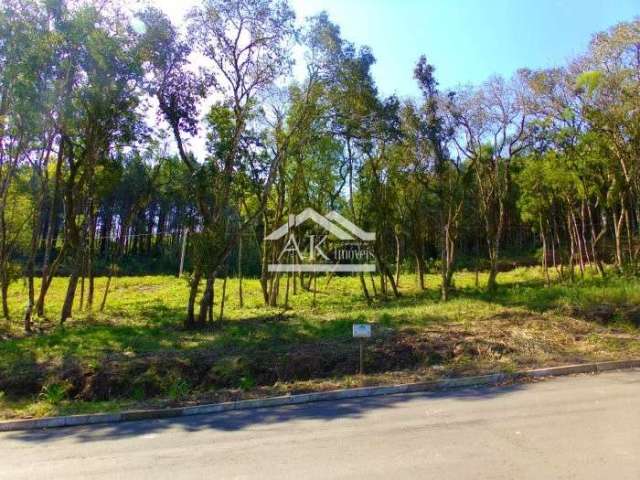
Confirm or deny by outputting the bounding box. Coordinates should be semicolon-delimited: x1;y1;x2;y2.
359;338;364;375
178;228;188;277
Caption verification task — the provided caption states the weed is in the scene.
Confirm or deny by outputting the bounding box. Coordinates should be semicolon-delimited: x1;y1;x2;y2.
168;379;190;401
131;385;145;401
239;376;256;391
38;383;68;405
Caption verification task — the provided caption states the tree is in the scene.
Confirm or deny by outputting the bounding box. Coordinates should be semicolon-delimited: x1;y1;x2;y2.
144;1;320;326
414;56;467;300
55;3;144;323
0;0;57;324
448;75;532;291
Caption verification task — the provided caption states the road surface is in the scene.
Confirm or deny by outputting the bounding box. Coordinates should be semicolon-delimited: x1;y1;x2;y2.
1;370;639;479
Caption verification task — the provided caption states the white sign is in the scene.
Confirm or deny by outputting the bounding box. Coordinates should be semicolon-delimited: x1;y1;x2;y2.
352;324;372;338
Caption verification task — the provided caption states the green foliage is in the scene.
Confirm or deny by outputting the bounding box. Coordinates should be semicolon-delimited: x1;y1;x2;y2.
131;386;145;402
167;379;190;401
576;70;604;94
38;383;69;405
238;376;256;391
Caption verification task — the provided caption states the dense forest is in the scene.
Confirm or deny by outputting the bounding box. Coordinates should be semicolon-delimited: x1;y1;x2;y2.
0;0;638;332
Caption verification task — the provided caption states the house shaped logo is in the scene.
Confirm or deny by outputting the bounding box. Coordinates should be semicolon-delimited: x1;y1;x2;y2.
266;208;376;273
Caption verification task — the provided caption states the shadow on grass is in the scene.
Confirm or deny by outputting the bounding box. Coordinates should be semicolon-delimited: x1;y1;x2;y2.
333;274;609;315
0;305;188;370
3;380;527;443
440;274;629;313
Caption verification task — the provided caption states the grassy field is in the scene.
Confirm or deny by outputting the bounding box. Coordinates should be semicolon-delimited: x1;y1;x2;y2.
1;267;640;419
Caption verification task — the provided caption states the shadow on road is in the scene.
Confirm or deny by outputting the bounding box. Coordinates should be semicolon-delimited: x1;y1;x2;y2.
3;381;528;444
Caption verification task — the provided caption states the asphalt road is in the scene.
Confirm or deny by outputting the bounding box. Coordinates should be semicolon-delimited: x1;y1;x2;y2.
1;370;639;479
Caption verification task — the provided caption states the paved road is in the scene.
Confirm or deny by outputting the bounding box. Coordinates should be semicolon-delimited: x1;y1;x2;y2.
1;370;639;479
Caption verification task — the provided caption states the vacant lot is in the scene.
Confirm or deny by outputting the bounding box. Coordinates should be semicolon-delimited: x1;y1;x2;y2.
1;268;640;419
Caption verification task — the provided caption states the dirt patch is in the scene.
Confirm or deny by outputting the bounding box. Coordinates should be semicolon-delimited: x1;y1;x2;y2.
620;306;640;327
570;304;617;324
568;303;640;328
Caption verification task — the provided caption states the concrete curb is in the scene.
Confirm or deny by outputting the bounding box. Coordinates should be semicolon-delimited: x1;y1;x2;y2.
1;359;639;432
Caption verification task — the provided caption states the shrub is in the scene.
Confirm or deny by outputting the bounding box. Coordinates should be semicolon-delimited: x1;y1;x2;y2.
167;379;190;401
239;376;256;391
38;383;69;405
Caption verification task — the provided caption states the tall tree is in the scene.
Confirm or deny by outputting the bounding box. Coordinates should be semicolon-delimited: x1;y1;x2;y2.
448;75;532;291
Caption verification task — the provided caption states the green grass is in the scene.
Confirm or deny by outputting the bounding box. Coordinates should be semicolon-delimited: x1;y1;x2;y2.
1;266;639;419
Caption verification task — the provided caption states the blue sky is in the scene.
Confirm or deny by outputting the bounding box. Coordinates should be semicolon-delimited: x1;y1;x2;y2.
289;0;639;98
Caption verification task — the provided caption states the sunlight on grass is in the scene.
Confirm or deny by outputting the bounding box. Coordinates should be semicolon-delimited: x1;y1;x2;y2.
2;267;639;362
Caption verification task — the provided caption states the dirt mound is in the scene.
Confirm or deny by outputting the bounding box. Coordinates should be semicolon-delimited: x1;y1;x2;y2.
568;303;640;327
0;329;516;401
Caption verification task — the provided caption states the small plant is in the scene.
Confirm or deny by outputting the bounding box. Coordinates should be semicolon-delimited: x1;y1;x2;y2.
168;379;190;401
238;376;255;391
131;385;145;401
38;383;67;405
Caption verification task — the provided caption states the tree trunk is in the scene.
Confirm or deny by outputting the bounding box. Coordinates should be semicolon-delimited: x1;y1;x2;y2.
394;231;401;288
219;274;228;321
567;214;576;281
268;273;280;307
238;234;244;307
23;199;42;332
1;280;9;320
378;255;400;298
613;209;624;271
441;221;456;301
36;245;65;317
487;243;499;292
260;221;270;304
60;268;81;324
284;272;290;309
197;274;214;325
185;268;202;328
587;203;606;278
369;272;377;296
539;216;550;287
570;210;585;277
87;214;96;310
37;136;65;317
415;253;425;290
624;206;633;264
359;272;371;302
312;273;317;307
79;261;85;311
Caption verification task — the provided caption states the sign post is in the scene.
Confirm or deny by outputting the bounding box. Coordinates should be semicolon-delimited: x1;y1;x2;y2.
352;324;372;375
178;228;188;278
